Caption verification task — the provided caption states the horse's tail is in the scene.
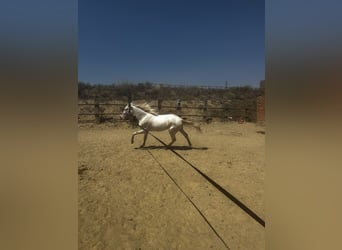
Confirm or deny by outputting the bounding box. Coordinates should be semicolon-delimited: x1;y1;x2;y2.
182;119;202;132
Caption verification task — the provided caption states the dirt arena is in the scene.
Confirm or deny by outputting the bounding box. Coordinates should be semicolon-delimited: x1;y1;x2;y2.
79;122;265;249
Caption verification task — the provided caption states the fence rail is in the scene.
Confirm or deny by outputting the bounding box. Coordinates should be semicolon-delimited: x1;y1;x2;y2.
78;101;255;123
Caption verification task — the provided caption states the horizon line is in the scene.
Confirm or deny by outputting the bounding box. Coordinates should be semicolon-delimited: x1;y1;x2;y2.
78;80;264;88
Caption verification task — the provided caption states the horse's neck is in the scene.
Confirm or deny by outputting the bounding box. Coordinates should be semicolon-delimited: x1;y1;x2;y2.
132;106;150;121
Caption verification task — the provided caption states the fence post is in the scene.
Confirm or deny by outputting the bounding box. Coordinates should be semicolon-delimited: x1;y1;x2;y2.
94;97;100;124
224;108;229;122
127;92;132;104
176;99;181;116
158;99;162;111
203;99;208;121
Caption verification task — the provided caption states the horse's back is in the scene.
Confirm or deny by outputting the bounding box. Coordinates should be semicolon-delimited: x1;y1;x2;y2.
143;114;182;131
159;114;182;125
159;114;181;120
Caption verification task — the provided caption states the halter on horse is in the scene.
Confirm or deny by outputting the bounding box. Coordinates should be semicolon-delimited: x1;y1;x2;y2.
120;103;199;148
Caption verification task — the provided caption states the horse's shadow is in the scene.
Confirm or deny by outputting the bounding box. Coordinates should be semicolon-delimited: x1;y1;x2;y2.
135;145;208;151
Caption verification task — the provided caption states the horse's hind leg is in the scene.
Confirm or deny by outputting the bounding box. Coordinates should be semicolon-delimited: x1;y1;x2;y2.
180;127;192;147
168;127;177;147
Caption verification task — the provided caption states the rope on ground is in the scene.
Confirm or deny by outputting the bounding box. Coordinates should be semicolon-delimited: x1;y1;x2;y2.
147;150;230;250
139;126;265;227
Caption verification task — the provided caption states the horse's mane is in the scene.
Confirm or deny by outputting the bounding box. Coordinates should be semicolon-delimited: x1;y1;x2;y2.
133;102;159;116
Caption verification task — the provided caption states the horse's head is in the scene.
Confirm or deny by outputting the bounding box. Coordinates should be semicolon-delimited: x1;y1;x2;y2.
120;103;133;120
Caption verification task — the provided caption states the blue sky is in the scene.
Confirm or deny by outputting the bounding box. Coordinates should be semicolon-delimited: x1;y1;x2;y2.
79;0;264;87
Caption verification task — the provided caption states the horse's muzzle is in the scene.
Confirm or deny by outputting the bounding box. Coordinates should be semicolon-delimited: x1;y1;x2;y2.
120;114;128;120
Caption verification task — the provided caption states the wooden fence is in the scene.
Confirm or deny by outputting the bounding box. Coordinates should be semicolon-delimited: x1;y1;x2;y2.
78;100;255;124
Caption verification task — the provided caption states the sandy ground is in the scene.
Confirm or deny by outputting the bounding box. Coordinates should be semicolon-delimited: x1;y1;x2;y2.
79;122;265;249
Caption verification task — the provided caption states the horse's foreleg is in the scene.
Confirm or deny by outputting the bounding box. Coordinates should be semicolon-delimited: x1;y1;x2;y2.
131;129;145;144
180;128;192;147
140;131;148;148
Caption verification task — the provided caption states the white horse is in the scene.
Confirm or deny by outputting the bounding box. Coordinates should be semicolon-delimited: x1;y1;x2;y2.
120;103;200;148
